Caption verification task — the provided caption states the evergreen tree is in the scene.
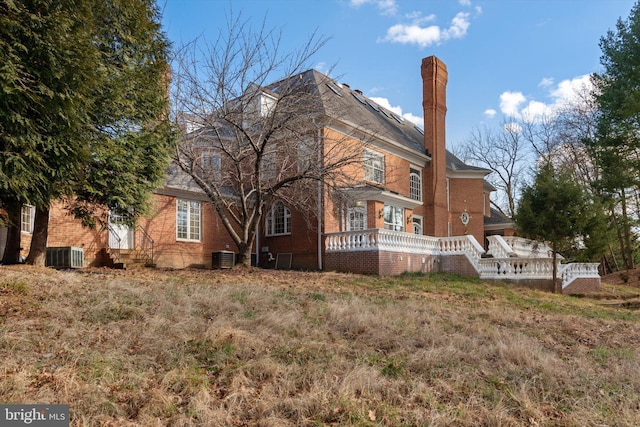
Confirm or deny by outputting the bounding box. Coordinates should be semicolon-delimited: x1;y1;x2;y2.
514;163;591;292
0;0;172;265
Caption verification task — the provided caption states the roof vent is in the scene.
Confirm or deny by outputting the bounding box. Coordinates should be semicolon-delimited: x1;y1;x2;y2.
342;83;350;88
355;89;363;95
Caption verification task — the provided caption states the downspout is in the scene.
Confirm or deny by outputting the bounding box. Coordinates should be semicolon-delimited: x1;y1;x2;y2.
314;117;323;270
255;224;259;267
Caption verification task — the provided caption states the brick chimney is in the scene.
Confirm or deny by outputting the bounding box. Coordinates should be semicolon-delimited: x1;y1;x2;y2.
421;56;448;237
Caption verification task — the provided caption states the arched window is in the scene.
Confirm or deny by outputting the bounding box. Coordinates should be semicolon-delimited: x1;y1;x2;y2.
412;215;423;235
409;168;422;201
265;201;291;236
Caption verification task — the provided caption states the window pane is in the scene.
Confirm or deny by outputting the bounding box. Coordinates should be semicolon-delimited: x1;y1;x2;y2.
177;200;200;241
410;169;422;201
177;200;188;240
21;205;34;233
266;201;291;236
190;201;201;240
364;150;384;184
348;206;366;231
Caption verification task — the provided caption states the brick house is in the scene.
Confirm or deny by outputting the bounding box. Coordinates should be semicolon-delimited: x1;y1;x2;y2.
1;56;600;294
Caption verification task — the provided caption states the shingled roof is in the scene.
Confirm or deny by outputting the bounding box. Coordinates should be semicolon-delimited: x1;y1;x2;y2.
269;69;490;175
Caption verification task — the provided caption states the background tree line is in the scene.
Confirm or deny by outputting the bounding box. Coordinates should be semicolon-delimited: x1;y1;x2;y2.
459;1;640;274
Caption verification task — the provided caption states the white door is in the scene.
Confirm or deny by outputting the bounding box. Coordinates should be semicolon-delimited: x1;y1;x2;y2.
108;212;134;250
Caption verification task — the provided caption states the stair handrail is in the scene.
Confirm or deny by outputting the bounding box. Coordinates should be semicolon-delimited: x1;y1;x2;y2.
136;225;154;265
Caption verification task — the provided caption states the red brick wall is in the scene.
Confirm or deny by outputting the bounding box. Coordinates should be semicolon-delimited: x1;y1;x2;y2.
449;177;485;244
438;254;480;277
563;277;601;295
47;201;107;267
325;249;438;276
140;194;236;269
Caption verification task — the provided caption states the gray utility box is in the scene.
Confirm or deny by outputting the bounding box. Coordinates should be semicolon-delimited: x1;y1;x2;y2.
46;247;84;269
212;251;235;269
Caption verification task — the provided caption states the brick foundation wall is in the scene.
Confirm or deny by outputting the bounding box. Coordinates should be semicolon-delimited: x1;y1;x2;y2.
325;250;439;276
438;254;480;277
563;277;601;295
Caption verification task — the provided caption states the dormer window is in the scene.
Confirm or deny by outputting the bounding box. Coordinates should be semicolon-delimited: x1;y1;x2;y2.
260;92;277;117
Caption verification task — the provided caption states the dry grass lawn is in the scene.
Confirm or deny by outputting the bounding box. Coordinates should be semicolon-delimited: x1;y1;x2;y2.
1;265;639;426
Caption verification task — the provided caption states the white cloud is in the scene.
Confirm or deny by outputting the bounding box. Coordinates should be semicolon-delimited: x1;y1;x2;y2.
444;12;470;39
521;100;553;121
495;74;594;122
370;96;423;127
550;74;592;108
403;112;424;127
499;91;526;118
538;77;554;88
350;0;398;15
459;0;472;6
484;109;497;118
381;11;471;47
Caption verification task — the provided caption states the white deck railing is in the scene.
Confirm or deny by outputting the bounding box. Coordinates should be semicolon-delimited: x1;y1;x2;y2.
326;229;598;289
559;263;600;287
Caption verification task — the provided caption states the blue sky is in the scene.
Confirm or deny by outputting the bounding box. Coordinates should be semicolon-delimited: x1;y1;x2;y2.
161;0;636;149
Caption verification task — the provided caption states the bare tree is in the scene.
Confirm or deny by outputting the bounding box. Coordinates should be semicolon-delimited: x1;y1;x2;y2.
460;120;529;217
170;12;370;266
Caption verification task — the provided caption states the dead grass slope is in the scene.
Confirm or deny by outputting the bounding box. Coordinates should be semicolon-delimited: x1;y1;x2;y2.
0;265;639;426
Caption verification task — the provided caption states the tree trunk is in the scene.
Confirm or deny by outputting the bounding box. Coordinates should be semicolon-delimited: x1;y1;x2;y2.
552;247;561;294
620;190;634;270
25;206;50;266
236;242;253;267
1;202;22;265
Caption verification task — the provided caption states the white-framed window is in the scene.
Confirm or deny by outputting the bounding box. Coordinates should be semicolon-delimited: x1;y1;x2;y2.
410;167;422;201
21;205;35;234
265;201;291;236
176;199;201;241
412;215;423;235
260;93;277;117
347;206;367;231
383;205;404;232
364;149;385;184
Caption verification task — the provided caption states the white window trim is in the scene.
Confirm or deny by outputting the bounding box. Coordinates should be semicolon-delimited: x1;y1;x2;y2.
21;205;35;234
346;206;367;231
176;199;202;242
409;167;422;202
412;214;423;235
383;204;405;232
265;201;292;236
364;149;385;184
